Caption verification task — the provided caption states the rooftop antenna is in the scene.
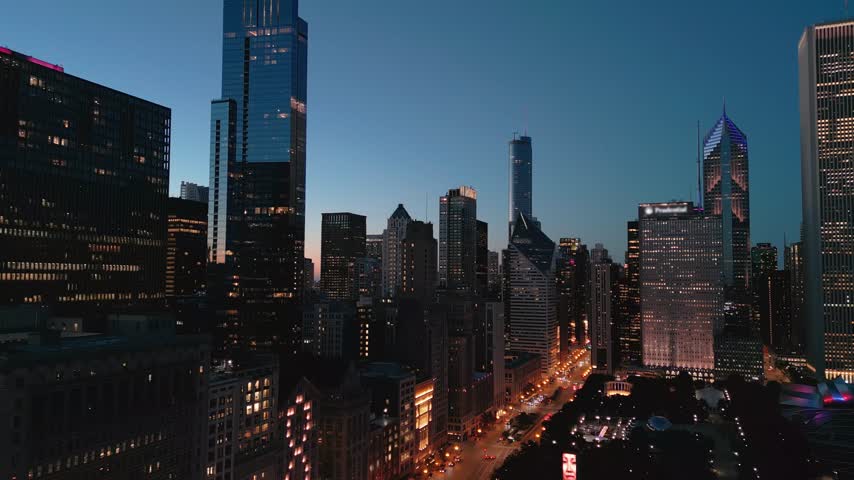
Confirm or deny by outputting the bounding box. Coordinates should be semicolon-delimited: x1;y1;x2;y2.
697;120;703;209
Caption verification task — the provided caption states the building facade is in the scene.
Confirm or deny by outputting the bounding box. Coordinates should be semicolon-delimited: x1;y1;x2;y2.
382;204;411;298
439;186;477;293
589;252;613;374
639;202;723;379
206;0;308;355
180;181;209;204
507;214;558;376
401;221;437;304
166;198;207;297
320;213;366;301
619;221;642;365
799;21;854;382
0;47;171;311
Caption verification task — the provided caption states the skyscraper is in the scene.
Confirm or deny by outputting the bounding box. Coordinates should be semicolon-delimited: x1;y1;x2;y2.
320;213;366;301
619;221;642;365
382;204;411;298
508;135;532;238
439;186;477;293
166;198;208;297
751;243;778;344
785;241;805;353
401;220;437;304
366;234;384;262
0;47;170;311
639;202;723;379
703;108;750;291
507;213;558;376
589;251;613;374
207;0;308;353
556;238;589;348
799;21;854;381
487;251;501;299
476;220;489;297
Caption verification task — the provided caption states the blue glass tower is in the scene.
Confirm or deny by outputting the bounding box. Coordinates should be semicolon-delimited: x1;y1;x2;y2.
208;0;308;355
508;135;533;238
703;108;750;291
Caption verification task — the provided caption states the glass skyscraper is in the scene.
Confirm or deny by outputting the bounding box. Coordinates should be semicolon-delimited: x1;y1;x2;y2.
439;186;478;293
799;21;854;382
508;135;532;238
703;108;750;291
208;0;308;354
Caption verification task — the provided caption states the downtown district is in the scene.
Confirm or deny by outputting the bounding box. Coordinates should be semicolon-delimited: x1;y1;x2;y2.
1;2;853;480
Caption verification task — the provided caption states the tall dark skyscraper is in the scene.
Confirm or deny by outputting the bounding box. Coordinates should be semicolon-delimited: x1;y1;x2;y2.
785;241;805;353
619;221;642;365
751;242;778;344
439;186;477;293
0;47;170;312
799;21;854;382
703;108;750;291
401;220;437;304
207;0;308;354
476;220;489;297
508;134;533;238
166;198;208;297
320;213;366;301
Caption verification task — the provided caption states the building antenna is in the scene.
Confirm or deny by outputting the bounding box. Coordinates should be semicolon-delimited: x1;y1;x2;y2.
697;120;702;208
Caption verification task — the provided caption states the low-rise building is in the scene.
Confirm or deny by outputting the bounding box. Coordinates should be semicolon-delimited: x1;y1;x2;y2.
504;351;541;405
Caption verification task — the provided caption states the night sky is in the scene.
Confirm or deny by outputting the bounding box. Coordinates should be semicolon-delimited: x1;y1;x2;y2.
2;0;844;269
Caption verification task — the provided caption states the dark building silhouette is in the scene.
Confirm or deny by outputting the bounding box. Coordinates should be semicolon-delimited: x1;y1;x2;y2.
476;220;489;297
166;198;207;297
0;47;170;316
439;186;477;293
320;213;366;301
401;221;437;304
618;221;642;365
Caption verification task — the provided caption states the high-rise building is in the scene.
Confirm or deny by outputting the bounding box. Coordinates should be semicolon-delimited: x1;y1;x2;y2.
785;241;805;353
508;134;532;238
474;301;505;408
589;245;613;374
355;256;382;299
0;47;170;311
207;0;308;354
639;202;723;379
360;362;417;474
556;238;589;348
487;251;501;299
439;186;478;293
281;378;320;480
799;21;854;382
769;269;792;351
180;181;209;204
476;220;489;297
302;301;359;360
703;108;750;291
304;257;315;293
619;221;642;365
401;220;437;304
751;243;778;344
507;213;558;376
166;198;207;297
366;234;384;262
382;204;411;298
0;325;209;480
320;213;366;301
314;367;371;480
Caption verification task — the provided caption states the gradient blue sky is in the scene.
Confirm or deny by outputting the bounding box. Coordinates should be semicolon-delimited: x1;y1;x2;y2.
2;1;844;269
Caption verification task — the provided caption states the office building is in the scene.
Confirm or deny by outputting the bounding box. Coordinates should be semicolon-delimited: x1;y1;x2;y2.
785;241;805;353
0;47;170;311
589;245;613;374
314;366;371;480
0;325;209;480
769;269;793;350
639;202;723;379
413;378;435;462
382;204;411;298
304;258;315;294
180;181;209;204
619;221;642;365
508;134;533;238
557;238;589;348
703;107;751;291
206;356;280;480
487;251;501;299
366;234;383;262
504;351;541;405
166;198;207;297
302;301;359;360
367;417;400;480
476;220;489;297
506;213;558;376
474;301;505;408
355;256;382;299
447;334;475;440
439;186;477;293
799;21;854;381
281;378;319;480
206;0;308;354
400;221;437;304
751;243;778;344
360;362;417;474
320;213;366;301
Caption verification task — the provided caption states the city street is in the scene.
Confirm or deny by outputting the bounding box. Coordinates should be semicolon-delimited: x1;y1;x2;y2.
435;350;591;480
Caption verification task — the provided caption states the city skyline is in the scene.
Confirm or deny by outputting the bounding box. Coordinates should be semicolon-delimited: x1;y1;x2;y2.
1;2;843;270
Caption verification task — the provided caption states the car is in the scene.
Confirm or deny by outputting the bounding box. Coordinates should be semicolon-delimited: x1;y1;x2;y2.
482;454;497;460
